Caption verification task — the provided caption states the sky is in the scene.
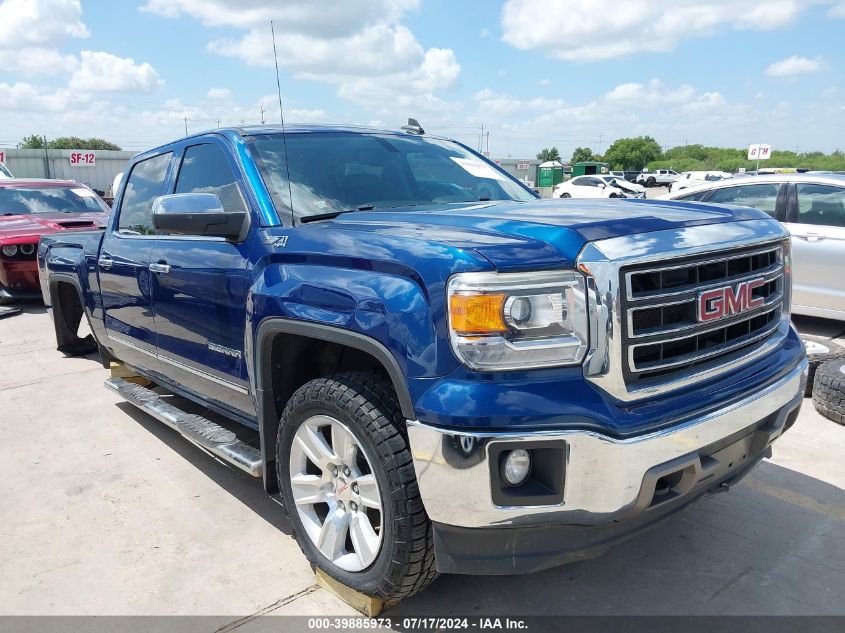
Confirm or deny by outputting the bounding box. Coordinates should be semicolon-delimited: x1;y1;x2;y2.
1;0;844;158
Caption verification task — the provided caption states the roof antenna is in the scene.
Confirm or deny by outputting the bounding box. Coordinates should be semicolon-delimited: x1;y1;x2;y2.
402;118;425;134
270;19;294;218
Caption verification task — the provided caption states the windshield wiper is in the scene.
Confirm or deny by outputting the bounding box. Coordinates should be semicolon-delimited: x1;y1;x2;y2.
299;204;374;223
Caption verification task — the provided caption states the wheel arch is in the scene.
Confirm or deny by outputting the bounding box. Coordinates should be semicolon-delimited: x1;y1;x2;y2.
254;318;415;493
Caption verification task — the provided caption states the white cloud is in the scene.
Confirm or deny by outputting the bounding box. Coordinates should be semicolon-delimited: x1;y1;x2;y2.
480;27;489;38
829;2;845;17
69;51;163;93
0;0;88;48
140;0;459;107
765;55;824;77
207;87;231;100
538;78;550;86
501;0;807;60
0;47;79;74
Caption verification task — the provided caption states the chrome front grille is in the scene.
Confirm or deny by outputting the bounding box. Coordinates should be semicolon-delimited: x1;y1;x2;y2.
620;244;784;384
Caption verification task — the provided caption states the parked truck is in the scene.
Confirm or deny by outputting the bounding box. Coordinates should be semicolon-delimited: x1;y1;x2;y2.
39;123;808;600
637;168;679;187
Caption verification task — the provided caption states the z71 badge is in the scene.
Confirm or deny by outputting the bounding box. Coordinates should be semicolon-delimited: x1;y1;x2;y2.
262;233;289;248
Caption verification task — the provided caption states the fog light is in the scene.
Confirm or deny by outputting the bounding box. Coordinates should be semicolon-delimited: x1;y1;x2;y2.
503;449;531;486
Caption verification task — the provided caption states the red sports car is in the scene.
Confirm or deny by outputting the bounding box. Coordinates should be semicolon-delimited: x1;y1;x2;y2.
0;179;110;302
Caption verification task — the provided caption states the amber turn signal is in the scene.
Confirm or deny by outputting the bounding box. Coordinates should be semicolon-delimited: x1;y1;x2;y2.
449;293;507;334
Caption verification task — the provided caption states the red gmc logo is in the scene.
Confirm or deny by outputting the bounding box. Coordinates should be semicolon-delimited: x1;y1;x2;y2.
697;278;766;322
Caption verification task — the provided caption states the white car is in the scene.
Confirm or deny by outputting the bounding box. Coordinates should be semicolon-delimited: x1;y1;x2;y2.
660;173;845;321
596;175;646;197
0;163;12;179
669;170;732;193
553;175;630;199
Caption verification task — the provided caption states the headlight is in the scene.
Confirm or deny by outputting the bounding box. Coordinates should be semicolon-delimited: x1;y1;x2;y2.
1;245;18;257
20;243;35;256
447;270;589;370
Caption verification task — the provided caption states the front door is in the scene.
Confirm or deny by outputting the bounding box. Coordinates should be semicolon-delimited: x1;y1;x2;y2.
99;151;173;372
149;141;255;417
786;182;845;317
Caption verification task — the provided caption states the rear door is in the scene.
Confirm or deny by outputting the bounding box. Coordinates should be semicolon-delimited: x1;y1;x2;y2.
99;151;173;371
700;182;785;219
785;182;845;317
149;139;255;417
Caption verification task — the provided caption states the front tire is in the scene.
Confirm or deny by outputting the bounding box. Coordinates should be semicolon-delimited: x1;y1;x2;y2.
561;192;571;198
276;372;437;600
646;177;656;187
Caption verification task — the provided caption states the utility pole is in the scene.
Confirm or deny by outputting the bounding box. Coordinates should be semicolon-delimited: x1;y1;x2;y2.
216;116;221;128
486;131;490;155
184;116;188;136
595;132;604;155
260;105;265;124
478;125;484;153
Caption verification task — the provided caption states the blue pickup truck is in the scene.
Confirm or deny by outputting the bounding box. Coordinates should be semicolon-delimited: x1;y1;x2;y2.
39;123;808;599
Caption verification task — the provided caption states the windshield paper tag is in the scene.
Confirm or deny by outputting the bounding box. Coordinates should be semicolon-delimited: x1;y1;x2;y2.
450;157;507;181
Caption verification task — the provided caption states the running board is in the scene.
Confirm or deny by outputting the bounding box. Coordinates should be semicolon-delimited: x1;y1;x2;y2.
105;377;263;477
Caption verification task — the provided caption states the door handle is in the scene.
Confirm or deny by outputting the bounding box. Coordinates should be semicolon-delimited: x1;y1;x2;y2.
98;255;114;269
149;262;171;274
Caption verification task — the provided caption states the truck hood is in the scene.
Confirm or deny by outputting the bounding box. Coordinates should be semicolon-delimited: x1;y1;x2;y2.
0;212;109;241
327;198;770;271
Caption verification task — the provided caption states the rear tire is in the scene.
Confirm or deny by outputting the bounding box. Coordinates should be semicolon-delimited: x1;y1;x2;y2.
801;334;845;397
646;177;656;187
812;359;845;425
276;371;437;600
561;193;571;198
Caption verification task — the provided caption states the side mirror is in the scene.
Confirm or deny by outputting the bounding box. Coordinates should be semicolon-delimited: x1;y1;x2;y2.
152;193;247;240
599;183;606;189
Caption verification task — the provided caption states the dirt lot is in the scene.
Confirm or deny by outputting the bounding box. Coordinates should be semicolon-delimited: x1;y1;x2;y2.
1;306;843;621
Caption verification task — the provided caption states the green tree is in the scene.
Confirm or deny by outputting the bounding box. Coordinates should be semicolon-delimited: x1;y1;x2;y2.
19;135;122;150
48;136;122;151
602;136;662;170
20;134;47;149
571;146;597;163
536;147;561;162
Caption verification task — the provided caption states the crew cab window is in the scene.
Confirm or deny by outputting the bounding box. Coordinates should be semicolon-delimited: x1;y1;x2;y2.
705;183;779;216
675;190;710;202
118;152;172;235
175;143;246;215
796;183;845;227
575;177;600;187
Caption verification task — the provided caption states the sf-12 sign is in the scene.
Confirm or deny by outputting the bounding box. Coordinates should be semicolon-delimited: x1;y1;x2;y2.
69;152;96;166
747;144;771;161
516;160;531;171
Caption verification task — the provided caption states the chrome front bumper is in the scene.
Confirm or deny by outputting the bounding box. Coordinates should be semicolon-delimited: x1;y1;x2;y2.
407;358;808;529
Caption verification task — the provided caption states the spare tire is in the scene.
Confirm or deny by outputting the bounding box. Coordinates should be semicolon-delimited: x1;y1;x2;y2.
800;334;845;397
812;359;845;426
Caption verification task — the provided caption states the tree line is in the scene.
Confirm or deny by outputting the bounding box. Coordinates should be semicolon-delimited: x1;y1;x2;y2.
537;137;845;172
19;134;122;151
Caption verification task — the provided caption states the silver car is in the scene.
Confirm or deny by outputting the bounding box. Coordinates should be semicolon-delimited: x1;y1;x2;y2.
660;173;845;321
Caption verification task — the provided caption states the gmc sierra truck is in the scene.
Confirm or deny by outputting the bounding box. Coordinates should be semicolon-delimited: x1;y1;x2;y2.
39;123;808;600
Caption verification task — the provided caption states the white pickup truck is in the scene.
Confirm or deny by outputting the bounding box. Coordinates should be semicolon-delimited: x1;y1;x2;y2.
637;169;679;187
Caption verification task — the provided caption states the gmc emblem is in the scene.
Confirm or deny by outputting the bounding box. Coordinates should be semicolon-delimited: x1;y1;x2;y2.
697;278;766;322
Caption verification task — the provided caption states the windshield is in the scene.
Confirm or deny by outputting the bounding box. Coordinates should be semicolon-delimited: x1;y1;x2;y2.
250;132;536;222
0;186;110;215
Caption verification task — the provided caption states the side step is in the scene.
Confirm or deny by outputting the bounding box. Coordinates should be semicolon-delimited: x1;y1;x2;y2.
105;377;263;477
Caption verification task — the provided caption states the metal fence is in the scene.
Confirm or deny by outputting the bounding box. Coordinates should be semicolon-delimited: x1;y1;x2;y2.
0;148;134;195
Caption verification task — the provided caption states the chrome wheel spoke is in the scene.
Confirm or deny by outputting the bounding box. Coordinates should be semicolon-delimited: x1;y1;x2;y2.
331;423;357;466
295;425;334;471
350;513;380;568
290;473;327;506
317;511;348;560
356;474;381;511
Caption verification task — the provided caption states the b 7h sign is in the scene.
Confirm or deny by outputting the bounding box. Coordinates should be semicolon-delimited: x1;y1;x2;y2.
516;160;531;171
747;144;772;161
70;152;96;166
